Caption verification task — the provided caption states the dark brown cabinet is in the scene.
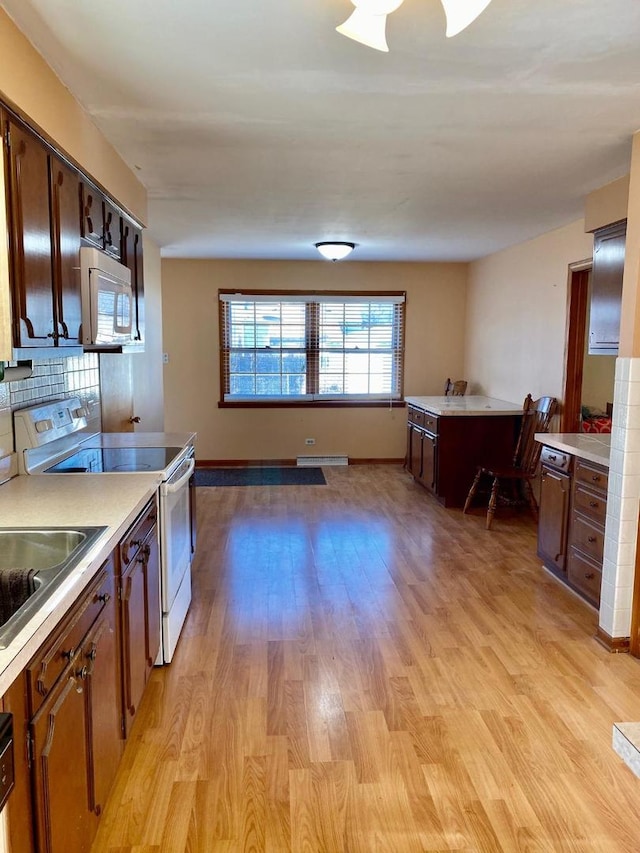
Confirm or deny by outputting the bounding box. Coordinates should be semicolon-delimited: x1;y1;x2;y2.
121;219;145;343
50;154;83;347
405;402;520;507
537;447;572;574
30;652;93;853
589;219;626;355
118;499;160;737
567;459;608;607
537;445;607;608
1;498;162;851
5;116;83;350
4;110;145;356
103;197;122;260
3;557;122;853
406;407;437;494
79;180;105;251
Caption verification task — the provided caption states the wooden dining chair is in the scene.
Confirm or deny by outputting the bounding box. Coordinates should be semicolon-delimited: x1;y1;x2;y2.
462;393;557;529
444;378;468;396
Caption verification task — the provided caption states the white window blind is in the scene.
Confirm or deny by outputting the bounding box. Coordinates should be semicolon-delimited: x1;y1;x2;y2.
219;291;405;404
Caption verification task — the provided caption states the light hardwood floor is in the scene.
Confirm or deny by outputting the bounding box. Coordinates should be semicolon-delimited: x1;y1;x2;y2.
91;465;640;852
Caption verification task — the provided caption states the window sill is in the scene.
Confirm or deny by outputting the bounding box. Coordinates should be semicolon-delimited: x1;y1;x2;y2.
218;400;406;409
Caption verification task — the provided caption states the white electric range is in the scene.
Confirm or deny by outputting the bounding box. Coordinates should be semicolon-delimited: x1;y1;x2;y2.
13;398;197;664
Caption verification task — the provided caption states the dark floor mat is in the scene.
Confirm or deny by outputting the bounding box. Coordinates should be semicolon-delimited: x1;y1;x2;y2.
194;466;327;486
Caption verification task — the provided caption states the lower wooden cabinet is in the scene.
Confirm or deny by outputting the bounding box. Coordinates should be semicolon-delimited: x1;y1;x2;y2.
405;403;520;507
537;445;608;608
30;652;94;853
537;462;571;573
406;420;436;494
119;498;161;737
3;555;120;853
2;495;161;853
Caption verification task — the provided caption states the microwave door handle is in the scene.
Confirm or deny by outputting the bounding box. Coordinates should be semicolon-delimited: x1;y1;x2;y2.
165;457;195;493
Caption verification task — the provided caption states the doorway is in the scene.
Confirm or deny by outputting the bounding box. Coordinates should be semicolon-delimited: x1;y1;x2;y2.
561;261;591;432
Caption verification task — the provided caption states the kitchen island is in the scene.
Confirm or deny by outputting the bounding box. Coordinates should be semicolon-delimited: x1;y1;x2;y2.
405;395;523;508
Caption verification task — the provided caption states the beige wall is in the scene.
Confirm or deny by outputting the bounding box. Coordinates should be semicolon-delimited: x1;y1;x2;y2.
584;175;629;234
464;220;594;406
132;236;164;431
0;9;146;223
161;260;467;461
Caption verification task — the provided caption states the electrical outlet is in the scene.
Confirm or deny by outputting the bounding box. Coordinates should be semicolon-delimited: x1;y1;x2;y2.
162;353;169;364
305;438;315;446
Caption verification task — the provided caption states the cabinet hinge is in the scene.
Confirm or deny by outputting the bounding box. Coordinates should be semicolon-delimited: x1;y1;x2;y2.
26;731;33;769
121;714;126;738
4;126;10;149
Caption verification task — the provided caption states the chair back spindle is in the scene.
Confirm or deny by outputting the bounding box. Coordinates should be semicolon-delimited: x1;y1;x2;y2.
512;394;557;474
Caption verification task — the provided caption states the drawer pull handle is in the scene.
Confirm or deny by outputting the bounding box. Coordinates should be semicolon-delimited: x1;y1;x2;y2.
592;475;601;482
86;648;97;662
75;665;89;681
549;454;557;460
589;501;599;508
585;572;595;580
97;592;111;604
587;536;597;543
61;647;75;661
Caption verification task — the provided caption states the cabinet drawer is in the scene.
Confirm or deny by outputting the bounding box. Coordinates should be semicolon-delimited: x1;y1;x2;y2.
573;483;607;524
574;459;608;493
567;549;602;606
120;499;157;569
539;446;571;472
570;514;605;563
423;413;438;435
26;562;114;714
408;407;425;427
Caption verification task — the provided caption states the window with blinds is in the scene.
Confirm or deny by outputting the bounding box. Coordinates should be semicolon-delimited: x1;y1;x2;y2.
219;291;406;404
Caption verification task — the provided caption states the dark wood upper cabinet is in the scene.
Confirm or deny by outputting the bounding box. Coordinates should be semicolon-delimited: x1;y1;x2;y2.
5;111;144;354
589;219;626;355
122;219;145;343
79;180;105;250
6;117;56;346
103;196;122;260
50;154;82;346
5;116;83;349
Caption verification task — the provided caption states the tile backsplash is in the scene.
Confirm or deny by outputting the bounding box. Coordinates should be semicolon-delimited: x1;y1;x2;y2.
0;354;101;478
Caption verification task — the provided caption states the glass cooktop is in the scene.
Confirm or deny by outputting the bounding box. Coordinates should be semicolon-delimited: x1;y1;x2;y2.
45;446;183;474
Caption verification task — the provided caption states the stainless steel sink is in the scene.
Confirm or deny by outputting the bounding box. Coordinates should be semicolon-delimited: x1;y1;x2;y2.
0;526;107;648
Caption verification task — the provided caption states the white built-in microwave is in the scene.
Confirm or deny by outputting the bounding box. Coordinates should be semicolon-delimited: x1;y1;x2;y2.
80;246;135;349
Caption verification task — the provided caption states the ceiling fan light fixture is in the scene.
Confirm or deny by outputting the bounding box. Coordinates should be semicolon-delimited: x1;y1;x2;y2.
315;242;356;261
336;0;406;52
440;0;493;37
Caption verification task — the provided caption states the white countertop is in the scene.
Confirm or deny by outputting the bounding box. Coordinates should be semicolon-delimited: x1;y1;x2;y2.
405;395;523;416
0;472;162;695
535;432;611;468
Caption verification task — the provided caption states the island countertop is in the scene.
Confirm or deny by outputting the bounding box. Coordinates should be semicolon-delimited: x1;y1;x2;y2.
535;432;611;468
405;395;523;416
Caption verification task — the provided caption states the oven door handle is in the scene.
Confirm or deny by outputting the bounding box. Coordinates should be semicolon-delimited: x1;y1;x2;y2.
164;457;195;493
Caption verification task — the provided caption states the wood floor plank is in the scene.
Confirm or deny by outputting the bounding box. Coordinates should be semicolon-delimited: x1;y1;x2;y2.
91;465;640;852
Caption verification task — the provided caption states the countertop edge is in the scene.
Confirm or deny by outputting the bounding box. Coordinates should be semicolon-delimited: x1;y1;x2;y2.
405;395;523;417
535;432;611;469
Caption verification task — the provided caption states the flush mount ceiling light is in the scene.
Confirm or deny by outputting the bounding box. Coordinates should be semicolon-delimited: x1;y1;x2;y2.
336;0;493;51
315;242;356;261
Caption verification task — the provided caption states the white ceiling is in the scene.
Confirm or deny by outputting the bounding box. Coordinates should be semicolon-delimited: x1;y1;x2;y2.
2;0;640;262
